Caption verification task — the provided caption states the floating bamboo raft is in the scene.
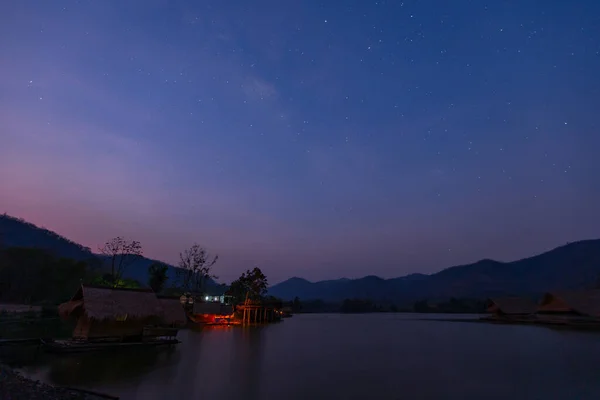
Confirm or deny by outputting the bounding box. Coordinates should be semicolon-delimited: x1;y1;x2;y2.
0;338;43;346
41;338;180;354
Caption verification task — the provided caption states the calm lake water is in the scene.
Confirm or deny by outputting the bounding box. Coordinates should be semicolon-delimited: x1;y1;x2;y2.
6;313;600;399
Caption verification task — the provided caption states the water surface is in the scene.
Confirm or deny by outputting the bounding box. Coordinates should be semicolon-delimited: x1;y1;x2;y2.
9;313;600;399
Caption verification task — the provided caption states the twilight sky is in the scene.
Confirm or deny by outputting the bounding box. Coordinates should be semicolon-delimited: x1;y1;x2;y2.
1;1;599;284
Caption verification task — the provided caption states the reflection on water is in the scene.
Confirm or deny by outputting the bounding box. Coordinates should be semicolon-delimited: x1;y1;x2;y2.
229;327;264;399
47;347;182;386
6;314;600;400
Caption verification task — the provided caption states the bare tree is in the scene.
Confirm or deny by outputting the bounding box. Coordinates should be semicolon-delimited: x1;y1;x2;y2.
177;244;218;294
99;237;143;287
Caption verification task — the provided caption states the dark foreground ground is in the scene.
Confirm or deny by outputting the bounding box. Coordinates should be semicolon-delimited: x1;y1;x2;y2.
0;366;112;400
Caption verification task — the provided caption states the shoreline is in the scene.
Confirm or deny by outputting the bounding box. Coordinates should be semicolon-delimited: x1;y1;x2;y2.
0;365;117;400
421;316;600;332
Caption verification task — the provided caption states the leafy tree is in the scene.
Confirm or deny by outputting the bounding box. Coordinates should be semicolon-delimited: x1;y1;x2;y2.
99;237;143;287
246;267;268;298
121;278;142;289
299;299;331;313
228;279;247;305
91;274;142;289
148;262;169;293
263;295;283;309
292;296;302;312
177;244;218;294
413;299;431;313
228;267;268;304
0;247;89;304
340;298;375;313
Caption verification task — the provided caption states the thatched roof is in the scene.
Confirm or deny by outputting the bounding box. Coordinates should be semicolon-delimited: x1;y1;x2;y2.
58;300;83;319
59;285;163;321
157;297;187;326
488;297;537;315
539;290;600;318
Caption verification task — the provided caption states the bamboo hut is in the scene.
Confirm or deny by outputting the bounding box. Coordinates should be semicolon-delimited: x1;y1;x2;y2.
58;285;184;342
537;290;600;323
157;297;188;327
487;297;537;318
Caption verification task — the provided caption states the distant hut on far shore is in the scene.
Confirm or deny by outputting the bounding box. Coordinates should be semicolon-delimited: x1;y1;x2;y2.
487;297;537;318
58;285;185;342
538;290;600;321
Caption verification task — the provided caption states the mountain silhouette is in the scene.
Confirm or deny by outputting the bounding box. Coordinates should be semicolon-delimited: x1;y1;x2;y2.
269;240;600;303
3;214;600;303
0;214;178;284
0;214;94;260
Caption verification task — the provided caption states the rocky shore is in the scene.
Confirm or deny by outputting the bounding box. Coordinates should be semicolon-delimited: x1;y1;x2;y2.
0;366;114;400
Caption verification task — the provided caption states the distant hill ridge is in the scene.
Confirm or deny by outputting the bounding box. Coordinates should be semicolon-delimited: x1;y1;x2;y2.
0;214;180;284
0;213;94;260
3;214;600;303
269;240;600;303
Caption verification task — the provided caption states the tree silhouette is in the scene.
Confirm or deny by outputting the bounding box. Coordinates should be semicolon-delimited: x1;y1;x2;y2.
292;296;302;312
99;237;143;287
0;247;89;304
177;243;218;294
228;267;268;304
148;262;169;293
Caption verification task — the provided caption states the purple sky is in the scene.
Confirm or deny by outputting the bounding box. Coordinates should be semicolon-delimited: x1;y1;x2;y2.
1;1;599;284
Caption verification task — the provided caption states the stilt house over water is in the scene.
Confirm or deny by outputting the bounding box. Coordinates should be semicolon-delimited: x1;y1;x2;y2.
58;285;186;341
